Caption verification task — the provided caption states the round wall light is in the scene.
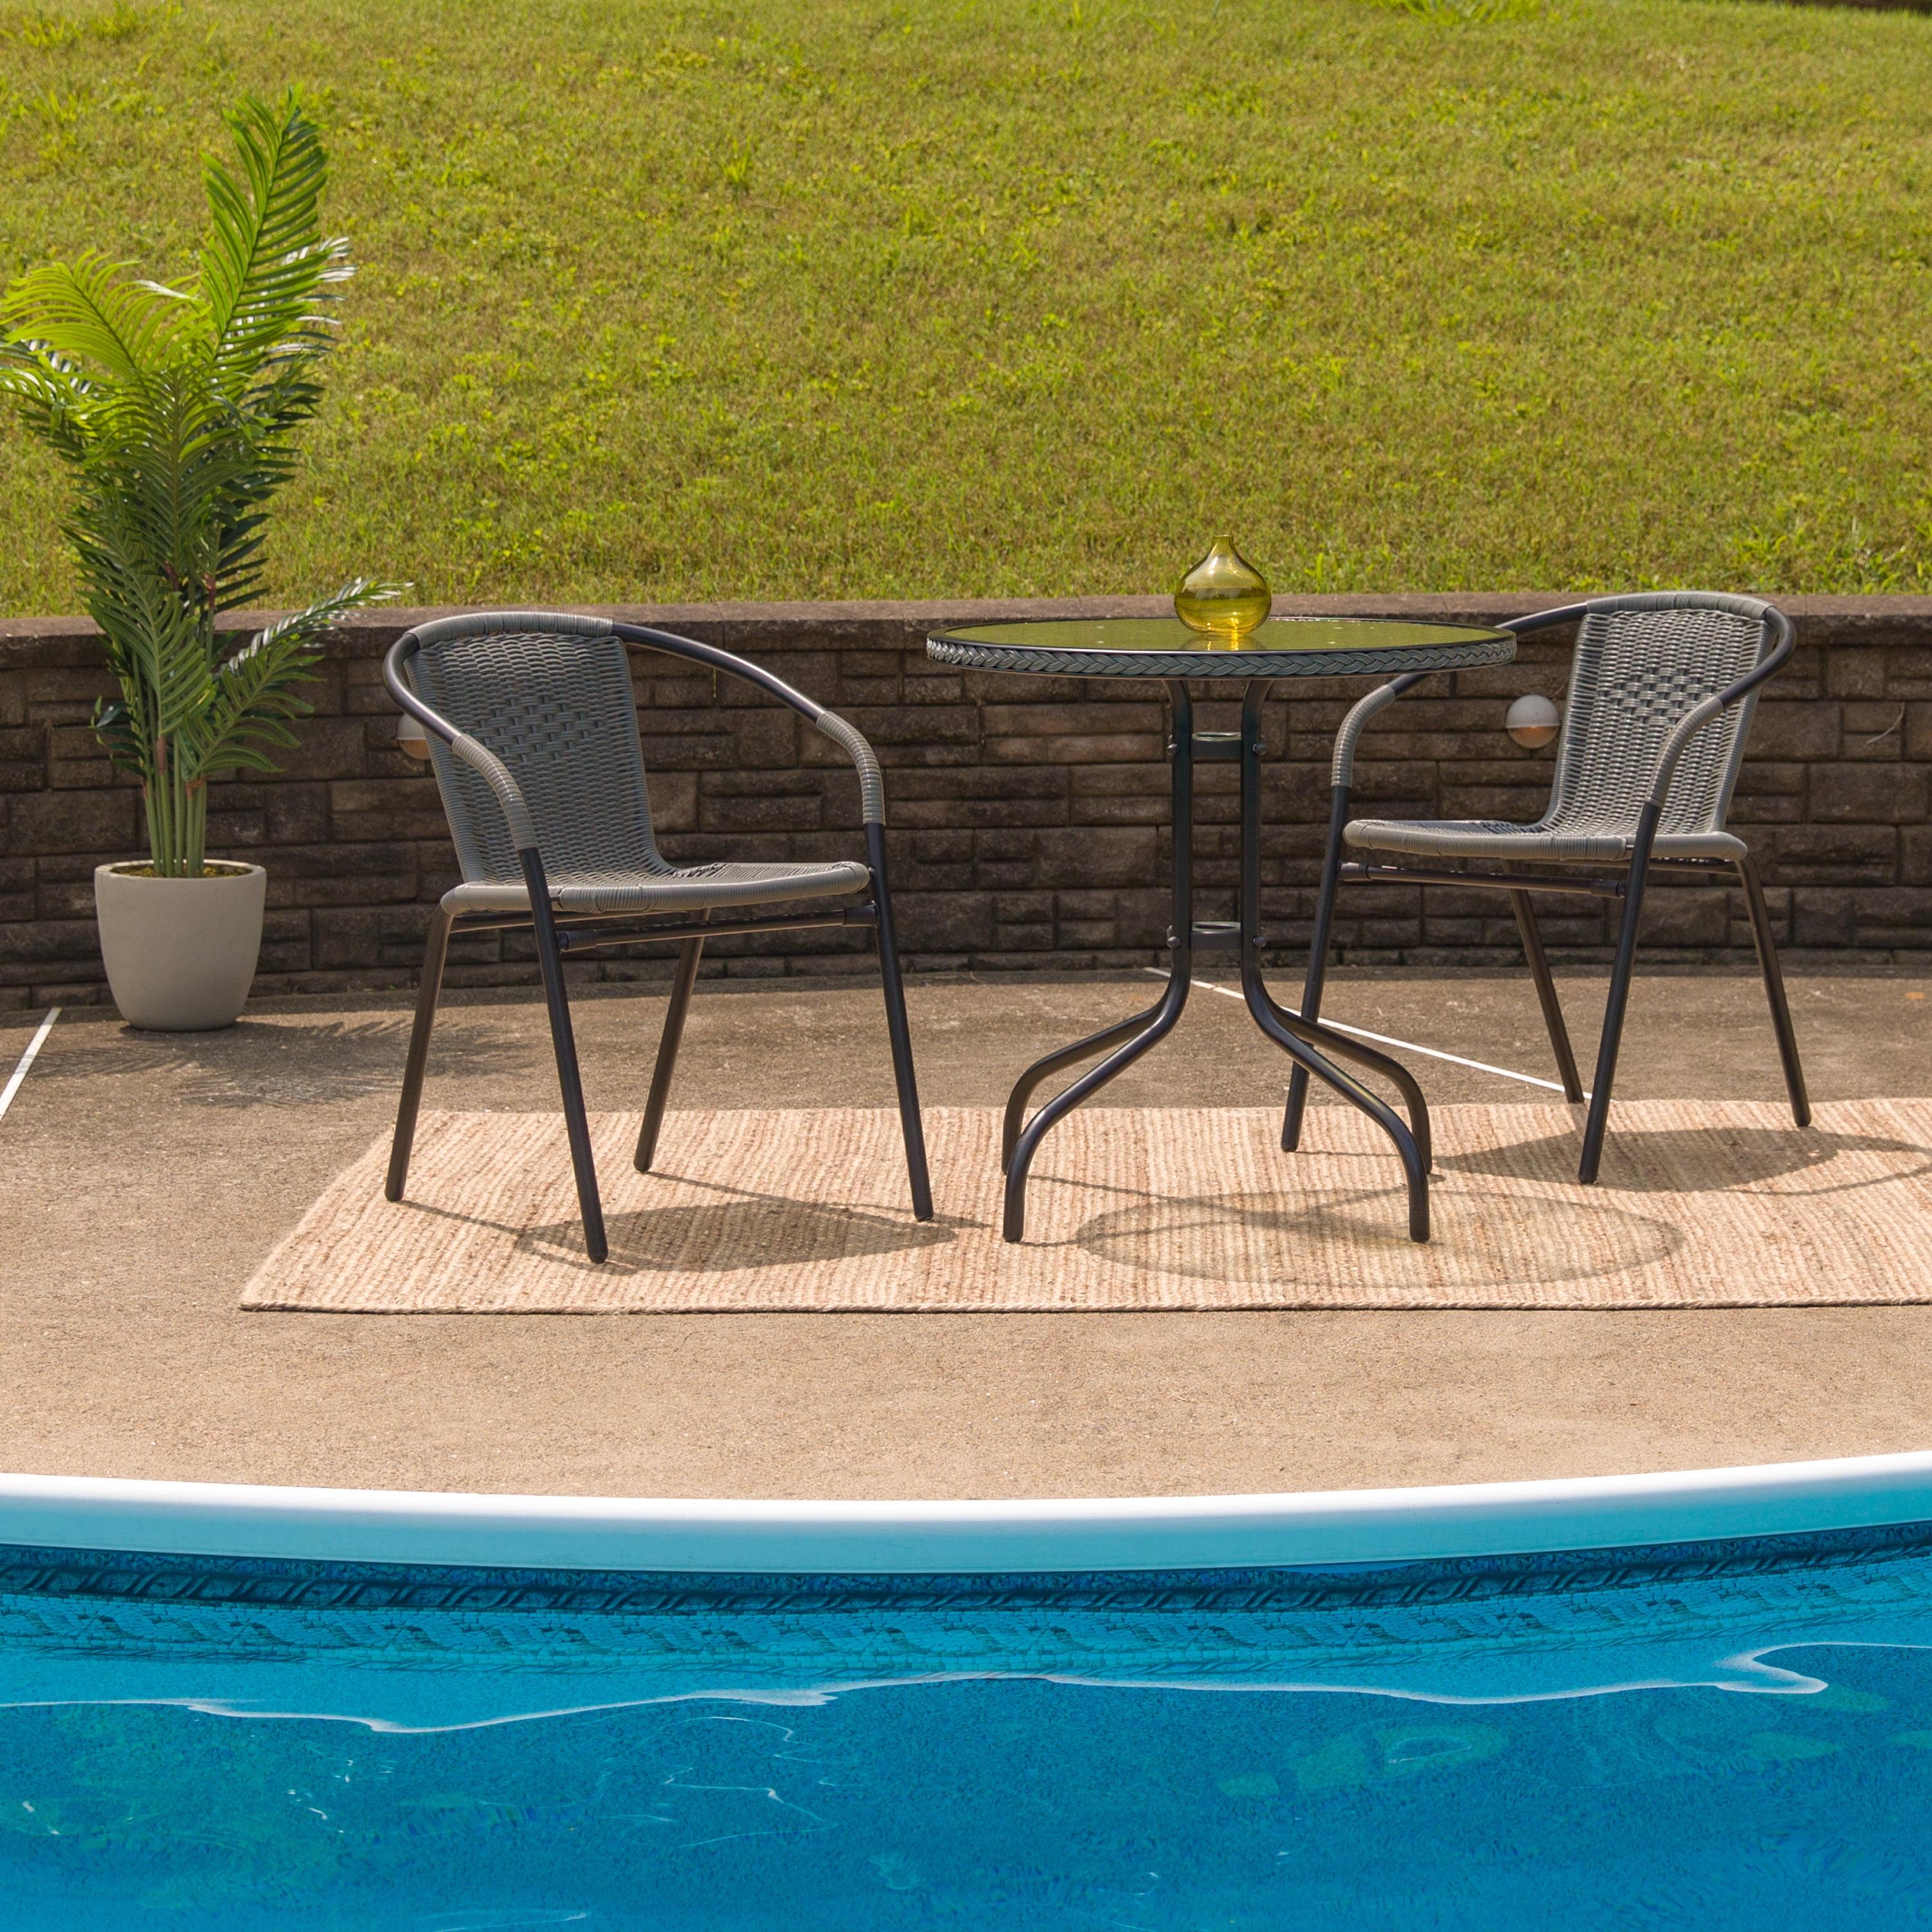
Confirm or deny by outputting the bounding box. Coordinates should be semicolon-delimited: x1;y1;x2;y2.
395;716;431;761
1506;694;1560;750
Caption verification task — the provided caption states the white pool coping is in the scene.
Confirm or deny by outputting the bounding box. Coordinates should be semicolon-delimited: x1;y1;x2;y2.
3;1452;1931;1574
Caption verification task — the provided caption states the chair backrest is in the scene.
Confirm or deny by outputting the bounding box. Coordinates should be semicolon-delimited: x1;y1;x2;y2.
399;612;661;884
1544;591;1781;835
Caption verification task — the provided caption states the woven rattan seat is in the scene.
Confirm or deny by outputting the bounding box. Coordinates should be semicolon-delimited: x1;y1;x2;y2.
442;860;871;918
381;611;931;1261
1283;591;1810;1186
1346;819;1747;864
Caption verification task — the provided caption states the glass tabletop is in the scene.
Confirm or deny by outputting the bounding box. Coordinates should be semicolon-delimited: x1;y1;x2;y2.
937;617;1504;654
927;615;1517;679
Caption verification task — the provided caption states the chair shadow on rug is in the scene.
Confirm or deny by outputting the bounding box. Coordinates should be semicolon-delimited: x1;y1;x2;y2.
516;1194;959;1274
1440;1125;1932;1195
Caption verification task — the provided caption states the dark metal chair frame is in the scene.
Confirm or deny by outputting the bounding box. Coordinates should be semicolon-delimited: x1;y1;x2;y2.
383;611;933;1262
1281;591;1811;1184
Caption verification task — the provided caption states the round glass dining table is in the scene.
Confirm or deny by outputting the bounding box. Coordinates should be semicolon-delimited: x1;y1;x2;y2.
926;616;1519;1246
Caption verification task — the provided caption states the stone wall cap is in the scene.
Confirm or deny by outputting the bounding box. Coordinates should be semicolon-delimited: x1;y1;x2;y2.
6;591;1930;671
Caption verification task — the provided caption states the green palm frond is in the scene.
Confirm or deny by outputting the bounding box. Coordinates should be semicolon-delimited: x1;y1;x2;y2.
90;698;142;777
200;94;348;395
0;252;185;390
196;579;400;776
0;339;97;460
0;88;383;876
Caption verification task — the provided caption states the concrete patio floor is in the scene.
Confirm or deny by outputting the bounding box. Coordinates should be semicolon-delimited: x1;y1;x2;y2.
3;965;1930;1502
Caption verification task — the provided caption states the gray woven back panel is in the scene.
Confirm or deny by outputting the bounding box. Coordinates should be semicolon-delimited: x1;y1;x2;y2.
1549;598;1768;837
407;623;661;884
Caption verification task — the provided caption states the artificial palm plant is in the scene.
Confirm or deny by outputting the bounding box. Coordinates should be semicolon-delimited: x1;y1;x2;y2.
0;90;392;876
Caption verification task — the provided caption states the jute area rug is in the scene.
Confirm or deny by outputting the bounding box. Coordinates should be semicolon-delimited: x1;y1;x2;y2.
241;1099;1932;1314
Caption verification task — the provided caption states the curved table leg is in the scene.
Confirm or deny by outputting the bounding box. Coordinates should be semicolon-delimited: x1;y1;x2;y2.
1247;972;1432;1174
1237;679;1428;1242
1001;996;1168;1173
1003;967;1191;1242
1003;677;1199;1244
1241;957;1429;1240
999;674;1436;1248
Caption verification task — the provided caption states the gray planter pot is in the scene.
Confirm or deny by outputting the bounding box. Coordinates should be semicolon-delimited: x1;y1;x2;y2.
93;861;267;1031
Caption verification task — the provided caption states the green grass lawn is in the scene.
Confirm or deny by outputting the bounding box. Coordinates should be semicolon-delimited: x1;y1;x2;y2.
0;0;1927;611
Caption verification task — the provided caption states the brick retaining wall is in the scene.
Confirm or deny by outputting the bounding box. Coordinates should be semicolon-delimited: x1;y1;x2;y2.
3;593;1929;1008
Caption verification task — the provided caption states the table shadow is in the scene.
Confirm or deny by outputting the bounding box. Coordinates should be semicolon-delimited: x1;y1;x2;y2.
1074;1185;1683;1291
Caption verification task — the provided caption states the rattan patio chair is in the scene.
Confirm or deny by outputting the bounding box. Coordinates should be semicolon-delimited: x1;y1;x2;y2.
1281;591;1810;1184
382;611;932;1262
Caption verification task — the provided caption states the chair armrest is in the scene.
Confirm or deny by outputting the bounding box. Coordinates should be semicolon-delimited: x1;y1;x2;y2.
1501;601;1595;639
1332;603;1591;788
384;636;540;851
810;710;887;825
1331;674;1430;788
613;621;887;824
1642;606;1796;811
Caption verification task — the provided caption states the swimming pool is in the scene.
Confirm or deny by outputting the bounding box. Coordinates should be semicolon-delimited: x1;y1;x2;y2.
6;1458;1932;1927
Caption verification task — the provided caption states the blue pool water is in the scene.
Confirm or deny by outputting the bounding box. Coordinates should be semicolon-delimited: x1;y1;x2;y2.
4;1528;1932;1927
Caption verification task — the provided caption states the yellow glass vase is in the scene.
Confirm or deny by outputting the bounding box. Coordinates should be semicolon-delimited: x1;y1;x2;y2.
1174;537;1271;649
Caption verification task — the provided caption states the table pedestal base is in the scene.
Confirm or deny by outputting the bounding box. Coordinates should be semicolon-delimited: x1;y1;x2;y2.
1000;679;1432;1244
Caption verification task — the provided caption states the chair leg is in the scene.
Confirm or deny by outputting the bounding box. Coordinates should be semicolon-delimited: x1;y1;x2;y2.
1578;819;1657;1186
1282;784;1350;1151
1736;855;1811;1128
385;905;454;1202
524;853;607;1263
1510;889;1584;1103
634;938;705;1172
868;822;934;1222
